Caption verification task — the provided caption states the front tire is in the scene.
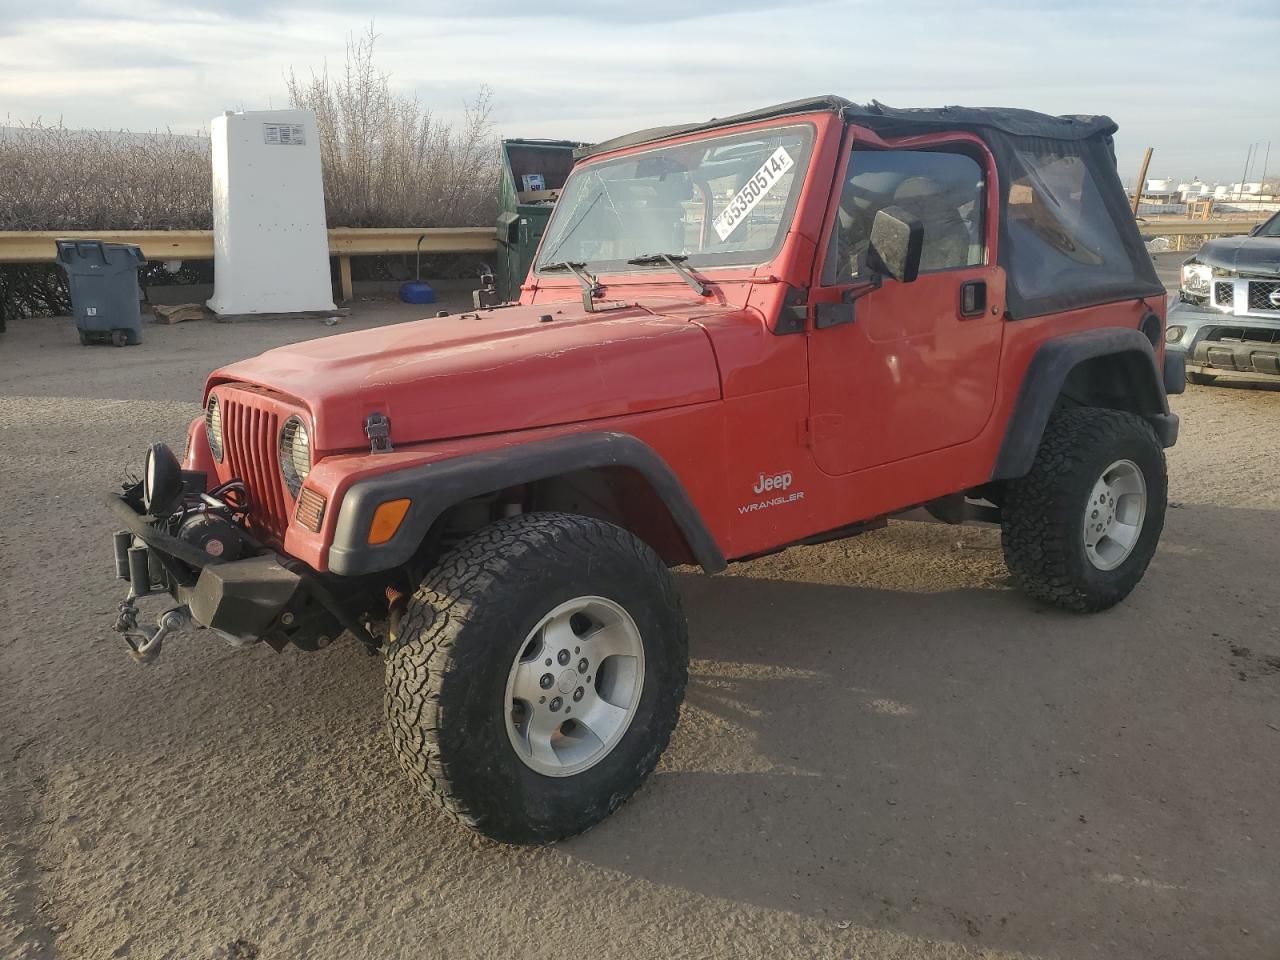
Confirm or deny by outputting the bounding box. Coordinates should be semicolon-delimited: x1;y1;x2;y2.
1001;407;1167;612
385;512;688;844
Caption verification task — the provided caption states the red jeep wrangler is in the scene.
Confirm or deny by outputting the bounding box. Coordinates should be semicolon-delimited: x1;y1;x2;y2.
108;97;1184;843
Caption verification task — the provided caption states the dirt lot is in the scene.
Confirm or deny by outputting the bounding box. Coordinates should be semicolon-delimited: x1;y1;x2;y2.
1;286;1278;960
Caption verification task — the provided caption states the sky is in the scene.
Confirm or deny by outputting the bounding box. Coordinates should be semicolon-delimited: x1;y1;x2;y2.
0;0;1277;186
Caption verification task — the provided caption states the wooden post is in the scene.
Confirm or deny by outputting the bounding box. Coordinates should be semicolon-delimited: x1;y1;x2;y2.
338;255;353;303
1132;147;1154;216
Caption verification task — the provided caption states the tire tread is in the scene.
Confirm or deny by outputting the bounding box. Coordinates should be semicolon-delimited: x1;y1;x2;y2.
384;512;687;841
1001;406;1167;613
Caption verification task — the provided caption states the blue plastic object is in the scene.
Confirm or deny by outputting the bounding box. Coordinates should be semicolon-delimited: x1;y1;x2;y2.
399;280;436;304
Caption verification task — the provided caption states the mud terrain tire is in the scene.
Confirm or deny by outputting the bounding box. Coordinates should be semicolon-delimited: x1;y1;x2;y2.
1001;407;1167;613
385;512;688;844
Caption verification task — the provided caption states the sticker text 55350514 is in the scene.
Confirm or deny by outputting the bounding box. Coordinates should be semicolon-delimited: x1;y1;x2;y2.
711;146;795;242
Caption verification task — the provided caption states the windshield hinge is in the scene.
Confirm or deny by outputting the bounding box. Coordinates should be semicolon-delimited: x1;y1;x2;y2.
364;412;393;454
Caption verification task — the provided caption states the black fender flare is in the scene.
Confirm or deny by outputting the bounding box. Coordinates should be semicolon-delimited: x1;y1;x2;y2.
991;327;1179;482
327;431;727;576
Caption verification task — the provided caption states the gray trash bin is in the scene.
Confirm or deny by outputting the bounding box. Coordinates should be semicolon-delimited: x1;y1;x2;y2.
56;239;146;346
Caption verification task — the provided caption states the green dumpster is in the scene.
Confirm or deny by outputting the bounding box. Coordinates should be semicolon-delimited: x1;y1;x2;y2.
494;139;585;302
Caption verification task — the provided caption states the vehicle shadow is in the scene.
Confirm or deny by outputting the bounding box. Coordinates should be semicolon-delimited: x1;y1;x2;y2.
562;512;1280;958
7;505;1277;959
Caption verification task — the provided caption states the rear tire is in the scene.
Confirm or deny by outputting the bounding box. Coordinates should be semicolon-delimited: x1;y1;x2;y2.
1001;407;1167;612
384;512;688;844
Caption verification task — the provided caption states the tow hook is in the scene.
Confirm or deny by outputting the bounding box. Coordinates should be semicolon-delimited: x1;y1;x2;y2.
114;601;190;664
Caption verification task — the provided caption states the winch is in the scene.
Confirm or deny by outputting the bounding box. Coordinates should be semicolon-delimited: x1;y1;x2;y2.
108;442;265;661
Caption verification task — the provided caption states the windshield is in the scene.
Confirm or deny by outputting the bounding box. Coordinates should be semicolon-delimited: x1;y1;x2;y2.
536;124;815;275
1257;212;1280;238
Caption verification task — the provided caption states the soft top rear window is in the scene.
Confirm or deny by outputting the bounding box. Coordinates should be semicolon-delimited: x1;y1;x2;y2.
1003;139;1140;308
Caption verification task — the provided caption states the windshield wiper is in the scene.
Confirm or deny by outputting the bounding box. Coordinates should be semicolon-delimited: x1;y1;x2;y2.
540;260;603;312
627;253;711;297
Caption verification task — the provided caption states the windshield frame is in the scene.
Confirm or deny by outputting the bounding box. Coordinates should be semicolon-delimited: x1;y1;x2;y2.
534;121;817;278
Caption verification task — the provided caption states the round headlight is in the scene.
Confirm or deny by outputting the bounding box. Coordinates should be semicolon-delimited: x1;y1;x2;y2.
1166;325;1185;344
279;416;311;497
206;395;223;462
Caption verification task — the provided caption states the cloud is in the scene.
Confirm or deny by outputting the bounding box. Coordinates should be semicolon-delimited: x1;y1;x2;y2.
0;0;1276;182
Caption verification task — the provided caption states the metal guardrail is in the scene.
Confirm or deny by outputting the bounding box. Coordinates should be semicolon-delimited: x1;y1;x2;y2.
0;230;214;264
0;220;1264;299
1135;219;1260;237
0;227;499;301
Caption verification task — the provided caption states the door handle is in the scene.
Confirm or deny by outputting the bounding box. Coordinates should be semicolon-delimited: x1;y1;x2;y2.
960;280;987;318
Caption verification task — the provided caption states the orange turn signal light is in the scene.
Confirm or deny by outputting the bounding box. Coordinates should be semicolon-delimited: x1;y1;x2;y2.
295;488;327;532
368;498;412;545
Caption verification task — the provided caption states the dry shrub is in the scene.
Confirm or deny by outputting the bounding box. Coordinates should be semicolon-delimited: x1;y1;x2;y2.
0;122;212;231
286;28;500;228
0;123;213;319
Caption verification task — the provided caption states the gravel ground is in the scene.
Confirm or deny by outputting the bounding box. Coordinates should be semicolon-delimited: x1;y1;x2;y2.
1;285;1278;960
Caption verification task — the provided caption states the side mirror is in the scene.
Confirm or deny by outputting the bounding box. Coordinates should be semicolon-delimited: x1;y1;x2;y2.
867;205;924;283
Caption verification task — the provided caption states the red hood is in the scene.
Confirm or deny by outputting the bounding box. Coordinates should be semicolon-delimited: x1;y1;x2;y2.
209;299;723;451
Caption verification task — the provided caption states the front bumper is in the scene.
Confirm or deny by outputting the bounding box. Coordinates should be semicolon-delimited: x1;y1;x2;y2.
106;492;302;643
1168;299;1280;377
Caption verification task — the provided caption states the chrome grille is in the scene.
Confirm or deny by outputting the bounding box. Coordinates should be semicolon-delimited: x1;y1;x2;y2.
220;393;289;540
1247;280;1280;312
1213;281;1234;307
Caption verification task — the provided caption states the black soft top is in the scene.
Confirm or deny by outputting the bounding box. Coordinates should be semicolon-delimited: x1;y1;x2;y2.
575;96;849;160
575;96;1117;160
576;95;1162;320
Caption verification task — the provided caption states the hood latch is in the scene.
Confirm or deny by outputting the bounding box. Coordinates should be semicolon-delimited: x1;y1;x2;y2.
364;412;393;454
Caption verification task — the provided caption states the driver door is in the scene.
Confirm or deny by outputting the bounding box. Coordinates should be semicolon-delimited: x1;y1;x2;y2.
806;139;1005;476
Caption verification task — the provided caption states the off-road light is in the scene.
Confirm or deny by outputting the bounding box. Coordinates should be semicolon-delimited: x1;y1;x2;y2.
143;441;184;516
205;395;223;462
1165;325;1185;343
279;416;311;498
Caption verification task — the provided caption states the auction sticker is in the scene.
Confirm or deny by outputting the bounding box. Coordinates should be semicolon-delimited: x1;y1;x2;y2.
712;146;795;241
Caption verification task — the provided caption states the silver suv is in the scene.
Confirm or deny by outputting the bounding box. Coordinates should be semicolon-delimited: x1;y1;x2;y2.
1168;211;1280;383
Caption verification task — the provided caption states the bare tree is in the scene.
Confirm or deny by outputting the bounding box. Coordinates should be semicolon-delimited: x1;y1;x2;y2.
286;27;500;228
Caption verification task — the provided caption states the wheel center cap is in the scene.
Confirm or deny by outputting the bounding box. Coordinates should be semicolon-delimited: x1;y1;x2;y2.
557;668;577;694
